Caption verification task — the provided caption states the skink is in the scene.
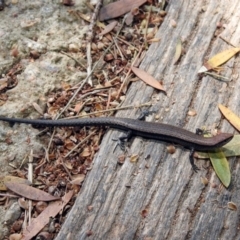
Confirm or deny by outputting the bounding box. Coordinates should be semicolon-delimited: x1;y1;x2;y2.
0;116;233;150
0;116;233;170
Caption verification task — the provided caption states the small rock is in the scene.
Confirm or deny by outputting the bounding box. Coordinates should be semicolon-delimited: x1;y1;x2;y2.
4;202;21;225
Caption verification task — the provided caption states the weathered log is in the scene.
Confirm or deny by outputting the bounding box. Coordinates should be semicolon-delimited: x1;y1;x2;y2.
56;1;240;239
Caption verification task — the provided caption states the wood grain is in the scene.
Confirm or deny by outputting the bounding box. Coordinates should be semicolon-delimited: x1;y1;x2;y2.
56;0;240;239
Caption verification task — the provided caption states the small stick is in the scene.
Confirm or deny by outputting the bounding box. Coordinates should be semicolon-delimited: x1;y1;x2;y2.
86;0;103;86
56;17;126;119
28;150;33;225
64;101;153;119
64;130;97;158
0;193;19;198
116;45;143;98
205;71;231;82
144;4;152;47
113;38;125;60
219;36;236;47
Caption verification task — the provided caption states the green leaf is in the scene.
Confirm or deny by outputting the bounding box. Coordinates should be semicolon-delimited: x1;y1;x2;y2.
208;150;231;187
196;135;239;159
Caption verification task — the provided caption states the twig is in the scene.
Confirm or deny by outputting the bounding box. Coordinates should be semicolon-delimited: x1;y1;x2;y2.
86;0;103;86
46;129;55;163
61;159;73;180
116;45;143;98
205;71;231;82
56;16;126;120
64;130;97;158
116;36;139;50
64;101;152;119
144;4;152;47
19;153;28;169
0;193;19;198
219;36;236;47
113;38;125;60
45;16;126;161
28;150;33;225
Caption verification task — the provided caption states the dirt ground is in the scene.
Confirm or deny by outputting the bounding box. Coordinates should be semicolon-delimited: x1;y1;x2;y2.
0;0;92;238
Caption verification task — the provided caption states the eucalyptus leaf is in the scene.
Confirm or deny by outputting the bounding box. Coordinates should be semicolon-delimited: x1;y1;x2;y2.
196;135;239;159
208;150;231;187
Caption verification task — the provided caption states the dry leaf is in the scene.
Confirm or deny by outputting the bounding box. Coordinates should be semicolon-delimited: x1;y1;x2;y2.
70;174;85;185
125;11;134;25
99;21;118;36
9;233;23;240
99;0;147;21
22;191;73;240
131;66;165;92
201;177;209;186
5;182;60;201
80;147;91;157
0;176;31;191
174;38;182;64
130;154;139;163
219;104;240;131
199;48;240;73
227;201;237;211
74;102;83;113
18;198;29;210
64;160;73;170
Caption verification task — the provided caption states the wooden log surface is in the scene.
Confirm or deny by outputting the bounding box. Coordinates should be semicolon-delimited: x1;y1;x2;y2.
56;1;240;239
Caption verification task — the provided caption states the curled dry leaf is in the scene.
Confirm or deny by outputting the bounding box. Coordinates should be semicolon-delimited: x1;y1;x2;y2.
70;174;85;185
64;160;73;170
99;21;118;36
131;66;165;92
80;147;91;157
18;198;29;210
130;154;139;163
227;201;237;211
6;182;60;201
32;102;44;115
